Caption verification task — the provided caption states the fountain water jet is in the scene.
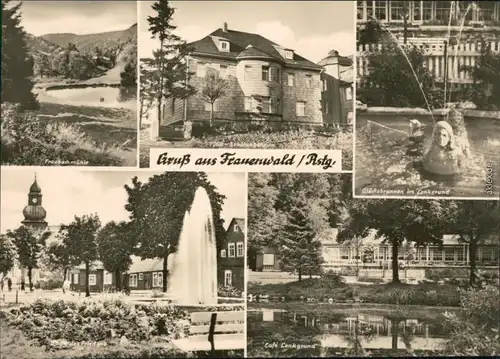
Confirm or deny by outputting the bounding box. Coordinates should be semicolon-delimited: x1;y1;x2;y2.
167;187;218;305
366;15;435;122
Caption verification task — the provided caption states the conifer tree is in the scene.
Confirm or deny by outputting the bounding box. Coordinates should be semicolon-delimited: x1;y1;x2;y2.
1;0;38;110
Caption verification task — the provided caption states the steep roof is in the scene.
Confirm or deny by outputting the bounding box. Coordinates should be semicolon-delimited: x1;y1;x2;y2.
187;27;321;70
227;217;245;232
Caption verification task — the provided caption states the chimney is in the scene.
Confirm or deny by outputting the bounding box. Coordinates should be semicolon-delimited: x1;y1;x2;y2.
223;22;228;32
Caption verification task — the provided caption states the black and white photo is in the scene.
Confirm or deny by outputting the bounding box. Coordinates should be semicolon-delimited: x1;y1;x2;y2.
355;1;500;198
1;1;138;166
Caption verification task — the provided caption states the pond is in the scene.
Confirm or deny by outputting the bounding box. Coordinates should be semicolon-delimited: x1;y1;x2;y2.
355;113;500;197
247;305;456;357
44;86;136;109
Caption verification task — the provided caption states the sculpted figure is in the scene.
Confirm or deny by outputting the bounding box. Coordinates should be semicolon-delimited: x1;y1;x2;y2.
423;121;466;176
447;107;471;159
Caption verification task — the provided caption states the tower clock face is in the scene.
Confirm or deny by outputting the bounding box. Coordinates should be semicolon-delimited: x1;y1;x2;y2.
31;198;38;204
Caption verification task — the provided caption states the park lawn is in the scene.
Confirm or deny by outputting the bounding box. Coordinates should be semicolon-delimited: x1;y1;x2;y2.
139;124;353;169
248;278;462;307
36;102;137;166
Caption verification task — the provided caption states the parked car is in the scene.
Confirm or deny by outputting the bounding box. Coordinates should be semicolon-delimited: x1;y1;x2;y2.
356;100;368;111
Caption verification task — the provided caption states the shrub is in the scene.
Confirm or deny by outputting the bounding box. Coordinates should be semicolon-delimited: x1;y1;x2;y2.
1;103;122;166
443;285;500;356
218;285;243;298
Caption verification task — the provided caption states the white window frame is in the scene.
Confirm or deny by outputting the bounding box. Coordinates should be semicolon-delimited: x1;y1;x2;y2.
287;73;295;87
88;274;97;286
296;101;306;117
244;65;252;80
263;253;275;266
237;242;244;257
204;99;220;112
224;270;232;287
234;224;239;232
153;273;158;287
346;87;352;100
157;272;163;288
103;271;112;285
244;97;253;112
305;75;312;88
196;62;206;77
221;249;227;257
129;274;137;287
220;41;229;52
323;79;327;91
220;65;228;78
284;50;293;59
138;273;144;280
262;65;270;81
228;243;236;257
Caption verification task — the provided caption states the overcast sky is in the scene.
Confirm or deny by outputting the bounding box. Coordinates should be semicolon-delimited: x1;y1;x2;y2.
139;0;355;63
1;169;246;233
13;1;137;36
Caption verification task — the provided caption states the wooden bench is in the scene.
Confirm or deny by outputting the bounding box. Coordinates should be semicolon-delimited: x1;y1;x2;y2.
172;311;245;353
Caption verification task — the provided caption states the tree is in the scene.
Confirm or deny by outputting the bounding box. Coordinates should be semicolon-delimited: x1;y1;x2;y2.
121;45;137;87
449;201;499;286
279;192;326;281
460;39;500;110
144;0;195;130
357;18;387;46
139;62;156;127
58;214;101;297
124;172;226;292
339;200;453;283
97;221;134;291
1;0;38;110
6;226;51;290
362;41;438;108
0;235;17;278
201;68;230;125
44;242;73;283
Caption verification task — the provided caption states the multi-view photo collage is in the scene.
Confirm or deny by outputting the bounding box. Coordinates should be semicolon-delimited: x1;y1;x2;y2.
1;1;499;358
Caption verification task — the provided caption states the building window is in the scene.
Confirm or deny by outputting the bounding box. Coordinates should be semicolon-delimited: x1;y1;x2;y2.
432;248;443;261
244;97;253;111
389;1;405;22
234;224;240;232
88;274;97;286
262;66;270;81
237;242;244;257
261;97;271;113
478;2;495;21
456;250;464;262
244;65;252;80
196;62;206;77
340;246;349;260
422;1;433;21
272;67;281;83
158;272;163;287
274;97;281;113
346;87;352;100
220;41;229;52
72;273;79;284
204;99;219;111
323;79;327;91
104;272;112;285
129;274;137;287
374;1;388;21
153;273;158;287
296;101;305;117
138;273;144;280
435;1;450;21
152;272;163;287
224;270;232;287
305;75;312;88
228;243;236;257
412;1;422;21
417;247;427;261
263;253;275;266
221;249;227;258
287;73;295;86
285;50;293;59
357;0;365;20
444;248;455;261
220;65;228;78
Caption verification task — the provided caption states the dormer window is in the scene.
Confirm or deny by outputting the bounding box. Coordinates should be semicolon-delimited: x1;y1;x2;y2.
285;50;294;59
220;40;229;52
234;224;240;232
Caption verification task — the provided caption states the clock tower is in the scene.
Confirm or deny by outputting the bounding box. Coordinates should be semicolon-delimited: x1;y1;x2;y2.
22;174;48;230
